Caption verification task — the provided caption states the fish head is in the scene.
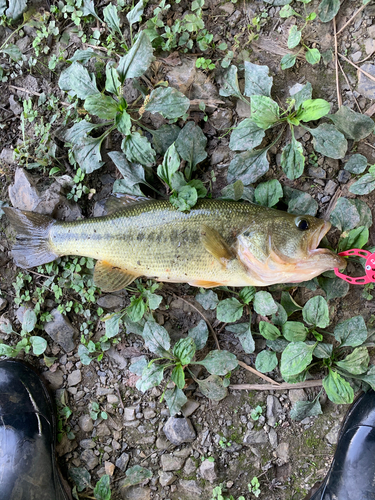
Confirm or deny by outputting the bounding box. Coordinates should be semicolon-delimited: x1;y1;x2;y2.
236;210;347;285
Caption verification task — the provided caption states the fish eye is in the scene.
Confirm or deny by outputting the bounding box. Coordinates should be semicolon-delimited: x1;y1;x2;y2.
295;218;310;231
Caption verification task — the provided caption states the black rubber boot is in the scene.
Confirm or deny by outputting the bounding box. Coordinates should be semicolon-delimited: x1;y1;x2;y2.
0;359;70;500
306;389;375;500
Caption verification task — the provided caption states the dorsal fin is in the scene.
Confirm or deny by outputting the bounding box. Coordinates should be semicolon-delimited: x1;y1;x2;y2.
94;260;139;292
105;194;151;215
200;224;234;266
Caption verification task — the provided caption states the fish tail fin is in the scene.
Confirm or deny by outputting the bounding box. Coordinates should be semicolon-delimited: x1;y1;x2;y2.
3;208;59;268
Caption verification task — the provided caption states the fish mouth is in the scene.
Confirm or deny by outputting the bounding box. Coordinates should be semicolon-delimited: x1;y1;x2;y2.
308;220;347;269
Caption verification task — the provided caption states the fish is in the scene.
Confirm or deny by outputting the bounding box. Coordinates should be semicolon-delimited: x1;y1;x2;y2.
3;197;347;292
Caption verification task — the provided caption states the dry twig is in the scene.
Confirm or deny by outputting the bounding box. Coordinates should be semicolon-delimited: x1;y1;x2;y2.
237;360;280;386
338;59;362;113
338;53;375;84
336;3;367;36
333;17;342;108
230;379;323;391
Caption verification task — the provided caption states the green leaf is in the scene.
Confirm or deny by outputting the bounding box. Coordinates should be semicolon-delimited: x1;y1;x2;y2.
310;342;333;359
127;0;144;26
338;226;369;252
173;337;196;364
227;148;269;186
195;350;238;376
142;320;170;356
171;364;186;389
30;336;47;356
1;44;23;62
82;0;101;21
254;179;283;207
164;386;188;416
305;123;347;159
250;95;280;129
129;357;147;376
302;296;330;328
280;135;305;180
109;151;147;196
291;82;313;110
103;3;121;35
69;49;99;64
336;346;369;375
229;118;265;151
239;286;256;305
225;323;255;354
84;94;119;120
255;350;278;373
282;322;308;342
323;369;354;404
117;31;154;83
305;48;321;65
334;316;368;348
288;25;301;49
350;174;375;195
290;398;322;421
69;467;92;493
219;65;242;99
116;110;132;136
22;309;37;333
280;292;303;316
267;338;290;353
94;474;111;500
157;143;180;187
357;365;375;391
195;290;219;311
58;62;99;99
353;199;372;228
188;320;208;351
175;122;207;173
344;154;368;174
281;54;297;70
121;132;156;166
127;297;146;323
170;185;198;211
104;313;121;339
64;120;101;144
272;302;288;326
121;465;152;489
196;374;228;401
297;99;330;122
137;363;165;392
72;134;105;173
283;186;318;216
254;291;278;316
280;341;315;377
105;63;121;95
318;0;340;22
318;276;349;301
244;61;273;97
216;298;243;323
259;321;281;340
151;124;181;156
280;4;298;17
145;291;162;310
145;87;190;120
330;197;360;232
329;106;375;141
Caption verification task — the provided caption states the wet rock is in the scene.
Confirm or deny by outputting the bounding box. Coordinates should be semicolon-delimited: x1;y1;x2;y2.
166;57;196;94
42;369;64;390
308;167;326;179
96;294;125;309
163;417;196;445
267;395;282;427
288;389;307;406
199;459;217;483
68;369;81;386
358;64;375;99
159;471;176;486
9;168;41;211
243;430;268;445
209;109;233;131
181;399;200;417
120;486;151;500
116;452;130;472
179;479;202;495
79;415;94;433
9;95;22;115
337;170;351;183
324;180;337;196
276;442;289;465
0;298;7;312
44;309;77;353
106;347;127;370
325;421;341;445
161;454;185;471
81;449;99;470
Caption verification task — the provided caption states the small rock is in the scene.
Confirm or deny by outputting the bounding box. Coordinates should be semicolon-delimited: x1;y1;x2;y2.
9;95;23;115
219;2;235;14
365;38;375;56
321;196;331;203
80;439;96;449
351;50;362;63
143;408;156;419
105;461;115;476
337;170;351;184
209;109;233;131
42;369;64;390
68;369;81;386
210;145;230;166
106;347;127;370
0;298;7;312
276;442;289;465
288;389;307;406
325;421;341;445
159;471;176;486
184;457;197;475
228;10;241;28
9;168;41;211
181;399;200;418
44;308;77;352
174;447;192;458
367;25;375;38
324;180;337;196
79;415;94;433
120;485;151;500
267;395;282;427
179;479;202;495
243;430;268;445
308;167;326;179
167;58;196;95
268;428;278;449
161;454;185;471
156;436;170;450
116;452;130;472
236;99;251;118
0;148;16;164
358;63;375;99
81;449;99;470
107;394;119;404
97;294;125;309
124;407;136;421
163;417;196;445
96;422;111;437
199;459;217;483
123;78;140;104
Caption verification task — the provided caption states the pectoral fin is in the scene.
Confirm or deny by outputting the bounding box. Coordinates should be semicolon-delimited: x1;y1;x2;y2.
94;261;139;292
200;224;234;266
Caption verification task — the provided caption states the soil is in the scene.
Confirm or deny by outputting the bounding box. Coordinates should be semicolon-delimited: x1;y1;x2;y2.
1;0;375;499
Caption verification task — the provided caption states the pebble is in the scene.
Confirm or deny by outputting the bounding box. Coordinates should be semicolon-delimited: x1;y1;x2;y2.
42;369;64;390
351;50;362;62
160;454;185;471
158;471;176;486
276;442;290;465
44;309;77;353
79;415;94;433
288;389;307;406
80;439;96;449
8;168;40;211
179;479;202;495
308;167;326;179
209;109;233;131
199;459;217;483
268;427;278;449
107;394;119;404
143;408;156;419
124;407;136;421
163;417;196;445
0;298;8;312
358;63;375;99
181;399;200;418
120;485;151;500
337;170;351;183
0;148;16;164
325;421;341;445
166;58;196;95
96;294;125;310
81;449;99;470
184;457;197;475
324;180;337;196
116;452;130;472
267;395;282;427
243;430;268;445
68;369;81;386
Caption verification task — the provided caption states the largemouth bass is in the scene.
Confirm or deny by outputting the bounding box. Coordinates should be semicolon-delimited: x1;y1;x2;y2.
4;198;346;292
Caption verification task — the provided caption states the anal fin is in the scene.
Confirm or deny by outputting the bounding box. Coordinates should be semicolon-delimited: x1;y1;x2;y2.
200;224;234;266
188;280;223;288
94;261;139;292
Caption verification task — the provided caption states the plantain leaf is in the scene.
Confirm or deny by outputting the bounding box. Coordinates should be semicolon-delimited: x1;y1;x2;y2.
117;31;154;83
329;106;375;141
281;135;305;180
229;118;265;151
219;65;242;99
227;148;269;186
318;0;340;22
58;62;99;99
305;123;347;159
121;132;156;166
244;61;273;97
145;87;190;120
